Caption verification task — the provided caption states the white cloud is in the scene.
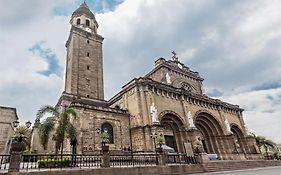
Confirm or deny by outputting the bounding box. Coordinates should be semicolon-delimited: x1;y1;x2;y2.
179;48;197;61
221;88;281;143
0;0;280;144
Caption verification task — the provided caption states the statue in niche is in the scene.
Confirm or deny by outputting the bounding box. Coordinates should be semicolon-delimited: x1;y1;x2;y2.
187;111;195;128
150;102;159;124
166;72;171;84
244;124;250;135
224;119;232;134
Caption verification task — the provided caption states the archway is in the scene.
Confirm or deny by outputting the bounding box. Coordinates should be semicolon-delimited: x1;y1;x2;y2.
231;125;244;154
101;122;114;144
194;112;224;156
160;113;185;152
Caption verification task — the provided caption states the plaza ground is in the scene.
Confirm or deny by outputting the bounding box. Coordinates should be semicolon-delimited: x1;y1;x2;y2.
191;166;281;175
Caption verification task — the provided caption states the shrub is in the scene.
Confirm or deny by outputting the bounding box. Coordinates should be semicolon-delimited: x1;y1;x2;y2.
37;158;71;168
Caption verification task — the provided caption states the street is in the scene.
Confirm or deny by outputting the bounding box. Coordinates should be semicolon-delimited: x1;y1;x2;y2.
190;166;281;175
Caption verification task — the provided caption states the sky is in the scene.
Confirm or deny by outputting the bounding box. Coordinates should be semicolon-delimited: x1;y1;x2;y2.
0;0;280;143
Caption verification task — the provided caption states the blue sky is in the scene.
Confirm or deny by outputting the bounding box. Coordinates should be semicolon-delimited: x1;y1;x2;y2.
29;41;62;77
0;0;280;143
54;0;124;16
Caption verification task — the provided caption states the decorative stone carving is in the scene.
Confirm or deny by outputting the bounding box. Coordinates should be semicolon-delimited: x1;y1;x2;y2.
224;119;232;134
166;73;171;84
187;111;195;129
150;102;159;124
171;51;178;61
244;124;250;136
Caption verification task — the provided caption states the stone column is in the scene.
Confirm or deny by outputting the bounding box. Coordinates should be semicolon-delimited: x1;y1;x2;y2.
8;152;21;174
101;146;110;168
8;142;25;174
158;151;167;166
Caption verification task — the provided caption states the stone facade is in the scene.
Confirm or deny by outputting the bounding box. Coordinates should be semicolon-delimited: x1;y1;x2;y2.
64;2;104;100
0;106;18;154
31;2;261;160
56;93;131;154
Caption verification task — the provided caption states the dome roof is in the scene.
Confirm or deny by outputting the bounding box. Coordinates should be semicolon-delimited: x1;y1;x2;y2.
72;2;95;19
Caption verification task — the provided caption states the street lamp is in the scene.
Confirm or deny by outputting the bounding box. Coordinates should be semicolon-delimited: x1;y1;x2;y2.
25;121;32;128
13;121;19;128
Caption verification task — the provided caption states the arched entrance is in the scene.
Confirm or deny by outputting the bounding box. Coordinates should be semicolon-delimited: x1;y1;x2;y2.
231;125;244;154
160;113;185;153
194;112;225;157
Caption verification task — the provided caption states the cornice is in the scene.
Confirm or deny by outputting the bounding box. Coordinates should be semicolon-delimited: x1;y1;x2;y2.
65;26;104;47
145;59;204;81
108;77;244;113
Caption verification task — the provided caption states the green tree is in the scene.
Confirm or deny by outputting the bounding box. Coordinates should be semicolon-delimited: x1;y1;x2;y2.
251;133;277;156
36;105;78;154
101;131;110;146
13;125;31;150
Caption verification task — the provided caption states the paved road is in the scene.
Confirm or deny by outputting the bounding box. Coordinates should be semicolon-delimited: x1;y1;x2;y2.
190;166;281;175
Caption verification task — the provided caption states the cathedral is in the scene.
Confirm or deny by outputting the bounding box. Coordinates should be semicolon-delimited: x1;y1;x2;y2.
32;2;261;160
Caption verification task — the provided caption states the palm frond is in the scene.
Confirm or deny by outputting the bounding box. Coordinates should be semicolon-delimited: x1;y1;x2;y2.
264;139;276;148
67;124;77;146
13;125;31;148
36;105;59;120
38;117;55;150
65;108;78;120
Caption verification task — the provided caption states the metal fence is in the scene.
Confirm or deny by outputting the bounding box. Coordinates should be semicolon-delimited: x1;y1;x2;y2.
0;153;200;172
110;154;157;167
20;154;102;171
0;155;10;171
167;154;199;164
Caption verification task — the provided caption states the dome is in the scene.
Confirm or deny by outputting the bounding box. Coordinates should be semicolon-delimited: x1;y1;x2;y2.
72;2;95;19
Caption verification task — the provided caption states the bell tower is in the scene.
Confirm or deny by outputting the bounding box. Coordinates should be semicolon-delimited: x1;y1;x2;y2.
64;2;104;100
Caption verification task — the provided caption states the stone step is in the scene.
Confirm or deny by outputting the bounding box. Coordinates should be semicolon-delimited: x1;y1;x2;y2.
203;160;281;173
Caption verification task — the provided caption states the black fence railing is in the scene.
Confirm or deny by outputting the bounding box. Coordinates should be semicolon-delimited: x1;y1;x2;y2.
0;153;200;172
20;154;102;171
0;155;10;171
110;154;157;167
167;154;199;164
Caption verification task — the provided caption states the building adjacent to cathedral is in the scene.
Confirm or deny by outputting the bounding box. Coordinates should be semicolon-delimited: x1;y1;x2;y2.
31;2;261;160
0;106;18;154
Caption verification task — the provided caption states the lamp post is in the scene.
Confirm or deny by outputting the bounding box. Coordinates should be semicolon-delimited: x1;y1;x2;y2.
13;121;19;128
150;133;158;165
25;121;32;129
129;115;133;156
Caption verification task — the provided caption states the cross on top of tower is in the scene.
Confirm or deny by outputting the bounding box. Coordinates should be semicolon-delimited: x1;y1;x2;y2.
171;51;178;61
82;0;88;7
72;0;95;19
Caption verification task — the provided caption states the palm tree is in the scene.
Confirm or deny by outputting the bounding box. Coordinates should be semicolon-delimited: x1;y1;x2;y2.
251;133;277;156
36;105;78;154
38;117;56;150
13;125;31;150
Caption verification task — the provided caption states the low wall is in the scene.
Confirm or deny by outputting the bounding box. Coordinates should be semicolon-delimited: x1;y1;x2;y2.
17;164;204;175
3;160;281;175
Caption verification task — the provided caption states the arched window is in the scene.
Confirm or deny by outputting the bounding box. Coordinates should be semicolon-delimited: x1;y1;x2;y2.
180;82;193;92
86;19;90;26
77;18;81;25
101;123;114;143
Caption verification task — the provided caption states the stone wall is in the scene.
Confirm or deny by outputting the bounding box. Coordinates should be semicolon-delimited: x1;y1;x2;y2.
14;164;204;175
0;106;18;154
65;26;104;100
73;106;130;153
